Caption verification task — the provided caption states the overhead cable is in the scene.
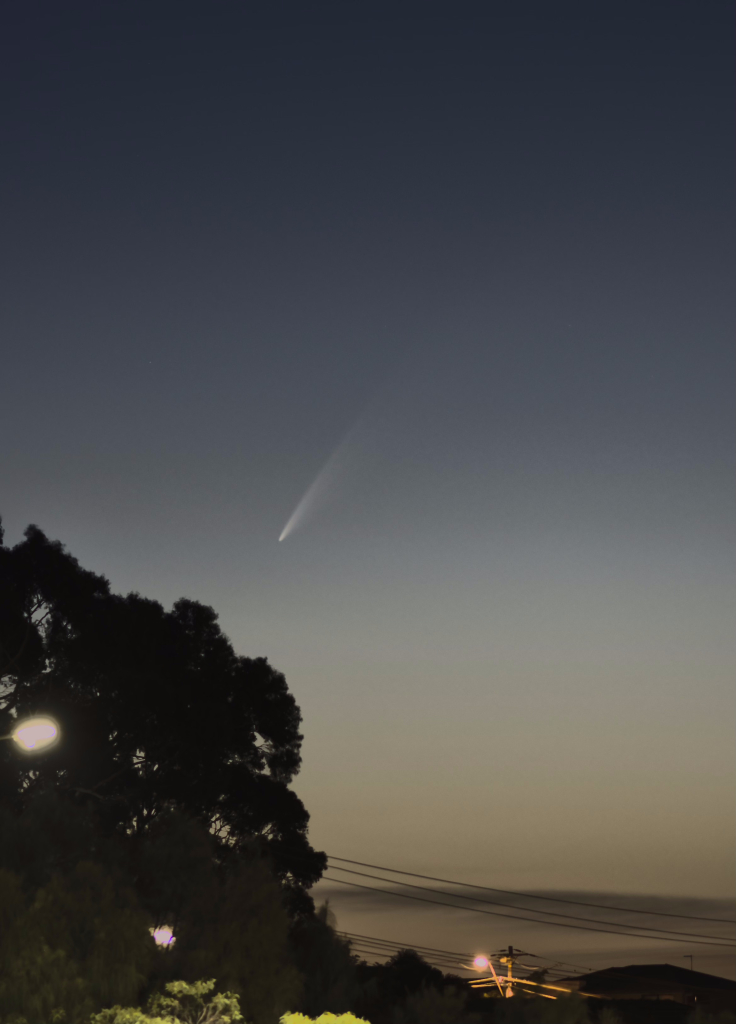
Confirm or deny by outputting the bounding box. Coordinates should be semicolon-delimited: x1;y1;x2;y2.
329;865;732;943
323;874;736;948
327;856;736;925
341;931;470;961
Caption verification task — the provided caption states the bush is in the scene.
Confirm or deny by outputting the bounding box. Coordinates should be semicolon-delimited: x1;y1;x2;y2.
91;979;243;1024
391;984;477;1024
280;1016;369;1024
688;1012;736;1024
495;993;590;1024
0;863;152;1024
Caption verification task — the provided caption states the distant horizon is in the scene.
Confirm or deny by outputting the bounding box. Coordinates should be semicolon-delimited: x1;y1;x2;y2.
315;880;736;980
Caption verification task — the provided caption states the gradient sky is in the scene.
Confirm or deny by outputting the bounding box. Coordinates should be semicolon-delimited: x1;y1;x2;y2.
2;0;734;974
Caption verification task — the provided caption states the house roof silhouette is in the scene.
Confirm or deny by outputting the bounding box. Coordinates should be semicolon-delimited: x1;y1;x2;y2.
561;963;736;1009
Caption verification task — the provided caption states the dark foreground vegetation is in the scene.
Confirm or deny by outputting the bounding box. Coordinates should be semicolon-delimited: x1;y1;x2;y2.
1;523;733;1024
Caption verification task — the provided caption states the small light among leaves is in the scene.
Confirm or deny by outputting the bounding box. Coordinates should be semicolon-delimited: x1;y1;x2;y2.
12;717;59;752
151;925;176;947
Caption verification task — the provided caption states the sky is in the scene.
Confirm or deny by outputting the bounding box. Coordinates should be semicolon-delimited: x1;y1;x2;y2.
1;0;734;976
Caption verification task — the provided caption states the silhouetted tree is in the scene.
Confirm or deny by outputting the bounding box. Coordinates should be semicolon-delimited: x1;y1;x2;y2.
0;520;325;908
496;993;590;1024
382;949;445;997
170;853;303;1024
392;984;478;1024
0;788;121;891
595;1009;623;1024
354;949;468;1024
290;902;356;1016
687;1012;736;1024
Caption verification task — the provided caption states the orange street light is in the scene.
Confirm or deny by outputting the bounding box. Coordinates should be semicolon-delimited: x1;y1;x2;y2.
467;954;507;996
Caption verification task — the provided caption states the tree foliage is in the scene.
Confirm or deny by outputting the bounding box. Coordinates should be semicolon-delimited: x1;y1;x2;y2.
0;860;152;1023
280;1016;369;1024
391;984;478;1024
353;950;473;1024
495;993;590;1024
92;979;243;1024
0;792;303;1024
170;850;303;1023
289;903;356;1018
0;521;325;904
687;1013;736;1024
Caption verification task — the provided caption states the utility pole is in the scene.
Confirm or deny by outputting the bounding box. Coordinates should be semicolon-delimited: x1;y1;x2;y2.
469;947;565;1001
684;955;694;972
498;945;526;997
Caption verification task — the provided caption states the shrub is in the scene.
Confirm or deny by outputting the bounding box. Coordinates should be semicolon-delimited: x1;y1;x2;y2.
91;979;243;1024
280;1015;370;1024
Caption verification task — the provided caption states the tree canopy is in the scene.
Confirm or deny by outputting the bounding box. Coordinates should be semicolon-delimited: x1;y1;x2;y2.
0;520;325;904
0;792;303;1024
353;950;475;1024
0;853;152;1022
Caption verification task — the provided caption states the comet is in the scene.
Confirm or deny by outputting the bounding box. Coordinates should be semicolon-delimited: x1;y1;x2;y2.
278;361;411;542
278;424;357;542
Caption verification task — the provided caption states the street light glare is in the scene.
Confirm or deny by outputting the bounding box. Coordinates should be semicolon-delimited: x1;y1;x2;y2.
473;955;490;971
12;717;59;752
151;926;176;947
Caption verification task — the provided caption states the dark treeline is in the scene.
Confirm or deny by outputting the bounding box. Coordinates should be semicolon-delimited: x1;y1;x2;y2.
0;788;489;1023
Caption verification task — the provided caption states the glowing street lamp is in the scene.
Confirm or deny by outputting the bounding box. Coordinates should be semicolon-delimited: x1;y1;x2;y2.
2;716;60;752
469;953;508;997
151;926;176;948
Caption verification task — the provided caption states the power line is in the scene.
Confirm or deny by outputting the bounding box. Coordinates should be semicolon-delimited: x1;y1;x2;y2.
528;952;598;972
323;875;736;948
344;937;465;969
349;945;452;965
327;855;735;925
338;930;600;985
341;931;471;962
349;947;463;972
348;947;566;980
329;864;732;943
341;932;569;978
341;929;730;998
349;949;471;974
347;934;736;997
341;929;588;976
